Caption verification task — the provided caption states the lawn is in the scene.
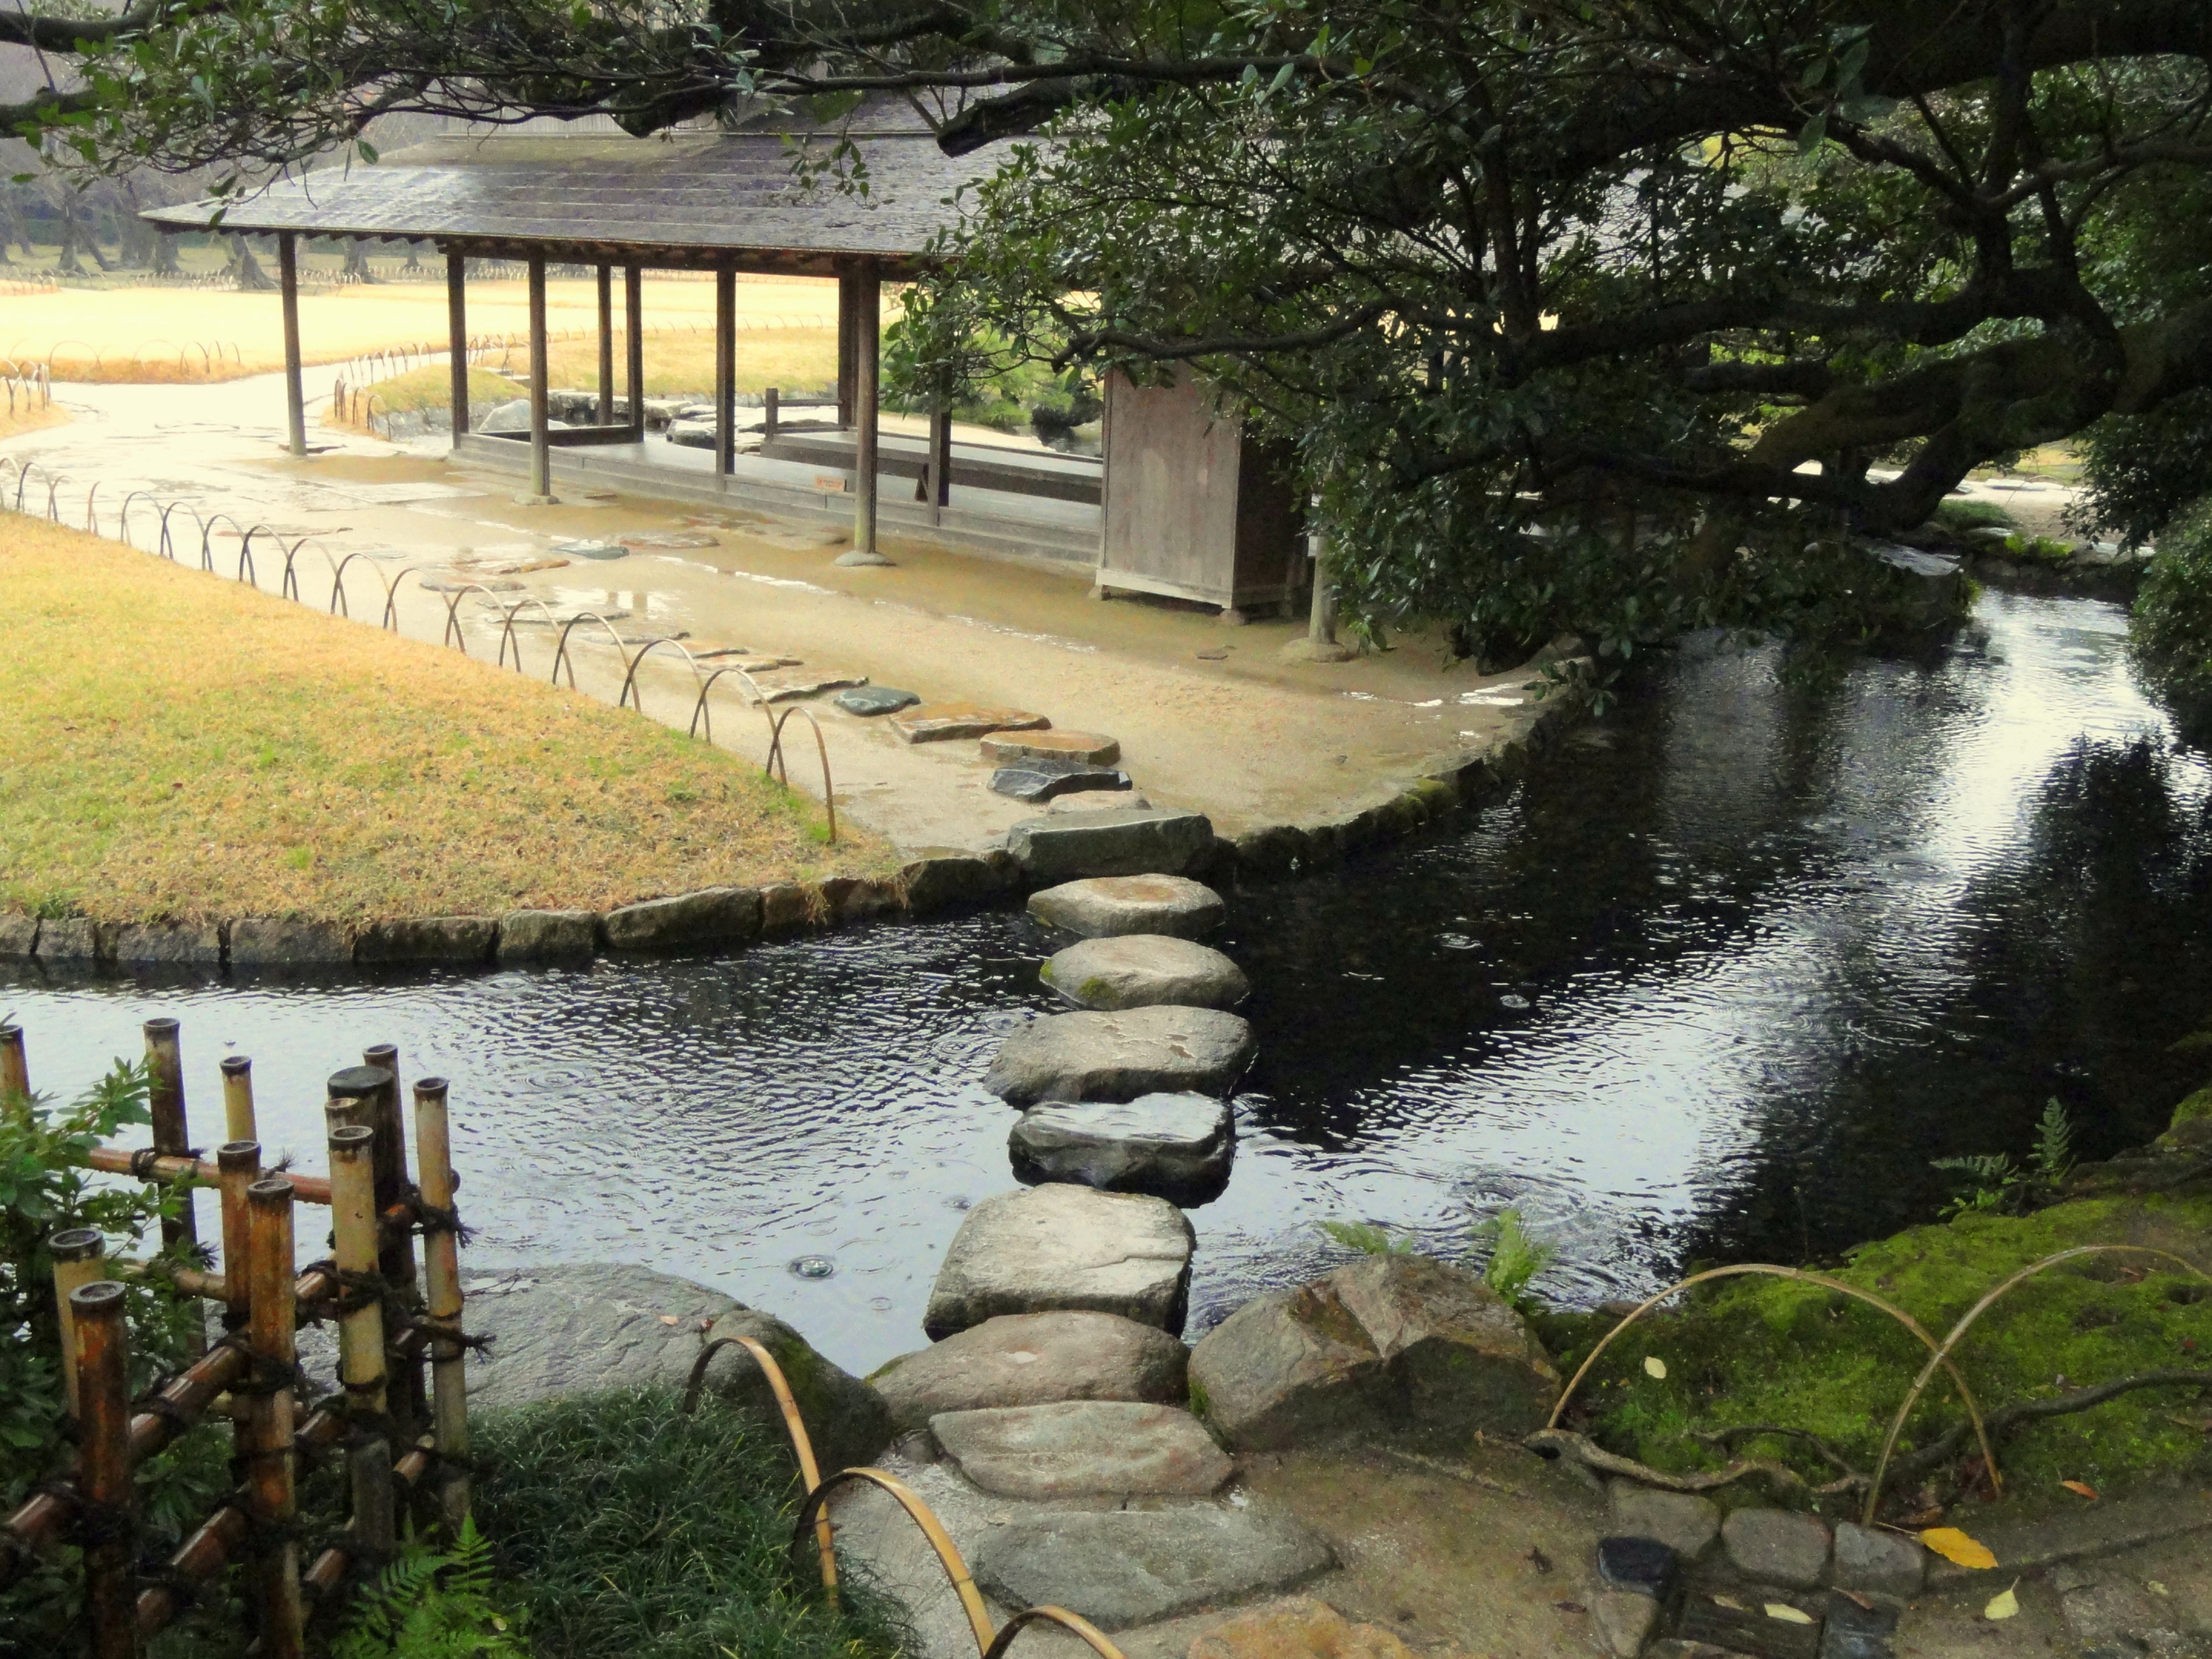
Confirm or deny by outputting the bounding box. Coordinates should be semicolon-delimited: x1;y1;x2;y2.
0;517;893;925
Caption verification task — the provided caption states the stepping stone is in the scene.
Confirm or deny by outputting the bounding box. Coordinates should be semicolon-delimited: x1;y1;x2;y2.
418;571;522;591
1008;807;1216;880
614;528;720;549
1609;1480;1720;1561
1722;1507;1830;1588
891;703;1050;742
1190;1598;1425;1659
1041;935;1248;1010
551;538;630;560
1832;1520;1926;1598
1010;1094;1233;1202
989;763;1132;803
982;730;1121;766
983;1006;1255;1104
868;1310;1190;1434
924;1184;1194;1339
751;672;867;702
1048;791;1153;814
973;1507;1333;1631
930;1401;1231;1499
836;685;919;716
1028;875;1225;939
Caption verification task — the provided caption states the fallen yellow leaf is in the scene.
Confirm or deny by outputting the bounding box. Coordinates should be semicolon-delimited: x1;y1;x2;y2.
1644;1355;1668;1379
1765;1604;1814;1625
1985;1581;2019;1621
1710;1594;1747;1611
1920;1527;1998;1569
2061;1480;2100;1499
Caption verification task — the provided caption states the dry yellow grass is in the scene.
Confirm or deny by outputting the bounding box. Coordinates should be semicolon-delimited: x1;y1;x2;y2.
0;516;892;925
0;401;70;442
6;274;874;385
522;326;841;397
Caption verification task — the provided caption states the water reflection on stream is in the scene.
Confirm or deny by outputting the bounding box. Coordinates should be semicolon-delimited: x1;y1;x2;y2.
7;588;2210;1374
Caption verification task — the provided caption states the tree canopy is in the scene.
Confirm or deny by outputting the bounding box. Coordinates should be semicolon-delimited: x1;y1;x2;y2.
10;0;2212;651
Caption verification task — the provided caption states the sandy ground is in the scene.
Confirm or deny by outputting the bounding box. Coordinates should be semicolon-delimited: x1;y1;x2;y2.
2;369;1549;857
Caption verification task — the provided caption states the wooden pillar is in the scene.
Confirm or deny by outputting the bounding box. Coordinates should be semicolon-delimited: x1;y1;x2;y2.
278;233;306;458
836;271;857;428
445;252;469;440
525;255;553;502
624;265;644;439
714;267;737;478
596;263;615;424
143;1021;202;1361
922;397;952;511
75;1280;136;1659
244;1177;304;1659
413;1078;470;1531
847;263;884;561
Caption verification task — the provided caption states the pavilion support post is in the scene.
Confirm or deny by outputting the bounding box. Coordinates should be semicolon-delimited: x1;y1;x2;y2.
624;265;644;438
714;267;736;478
836;263;889;567
596;264;615;423
525;255;554;503
921;396;952;514
836;272;857;428
278;232;306;459
445;253;469;440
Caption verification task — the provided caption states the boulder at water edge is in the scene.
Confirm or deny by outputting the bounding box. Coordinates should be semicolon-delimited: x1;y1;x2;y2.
1041;933;1249;1010
868;1310;1189;1434
924;1184;1195;1339
1007;807;1216;881
457;1263;892;1475
984;1005;1255;1104
974;1507;1333;1631
1009;1094;1234;1203
1187;1253;1559;1452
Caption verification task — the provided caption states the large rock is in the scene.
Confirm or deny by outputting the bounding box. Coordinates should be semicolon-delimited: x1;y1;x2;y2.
984;1006;1255;1105
929;1401;1231;1498
1721;1508;1830;1589
601;886;762;952
1610;1480;1721;1561
0;915;37;959
973;1507;1333;1630
899;854;1009;918
1188;1254;1559;1452
35;918;103;962
1008;808;1216;881
988;763;1133;803
1028;875;1225;939
354;916;498;965
924;1184;1194;1339
869;1311;1188;1434
228;917;352;965
497;909;599;962
1041;935;1249;1010
982;730;1121;766
1009;1094;1234;1203
108;922;224;965
459;1263;890;1476
891;704;1050;743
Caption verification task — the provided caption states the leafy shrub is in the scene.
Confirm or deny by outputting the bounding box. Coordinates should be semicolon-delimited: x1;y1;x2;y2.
1316;1219;1417;1257
2130;501;2212;732
2073;389;2212;550
1930;1100;2076;1217
1472;1208;1558;1312
1934;498;2015;534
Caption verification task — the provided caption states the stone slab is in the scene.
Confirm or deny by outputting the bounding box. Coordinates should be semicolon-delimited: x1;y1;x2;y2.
930;1401;1231;1498
1921;1485;2212;1582
1831;1520;1924;1599
614;528;721;549
1028;875;1225;939
1041;935;1249;1011
892;704;1051;743
1186;1598;1422;1659
0;914;37;959
1008;809;1216;881
1048;791;1154;814
497;909;599;962
973;1507;1333;1631
35;918;103;962
228;916;352;965
869;1310;1190;1435
1610;1480;1721;1561
989;764;1134;803
836;685;920;716
108;922;224;965
1593;1591;1661;1657
924;1184;1195;1339
982;730;1122;767
354;916;498;965
1722;1507;1831;1588
900;854;1008;917
601;886;762;952
984;1006;1256;1105
1009;1094;1234;1202
756;673;867;702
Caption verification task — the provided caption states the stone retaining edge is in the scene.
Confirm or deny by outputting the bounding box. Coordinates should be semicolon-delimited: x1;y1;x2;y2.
0;683;1586;970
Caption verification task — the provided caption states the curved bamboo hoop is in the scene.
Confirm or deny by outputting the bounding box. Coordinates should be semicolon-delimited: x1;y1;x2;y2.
157;500;204;562
41;468;68;522
765;704;838;844
198;512;254;572
548;611;640;687
615;636;709;713
491;595;562;669
81;478;101;533
363;560;430;631
983;1608;1128;1658
236;522;284;586
687;664;771;746
280;536;345;607
437;582;548;654
115;490;165;553
1546;1263;1998;1495
0;454;22;510
680;1335;839;1602
1863;1243;2212;1523
794;1470;996;1656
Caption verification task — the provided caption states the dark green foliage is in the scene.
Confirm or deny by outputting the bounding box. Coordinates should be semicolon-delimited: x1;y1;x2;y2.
2075;391;2212;551
2131;503;2212;734
334;1518;527;1659
471;1387;903;1659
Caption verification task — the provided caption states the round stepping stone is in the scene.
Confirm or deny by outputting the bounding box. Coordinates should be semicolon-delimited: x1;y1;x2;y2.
1027;875;1225;939
1041;935;1249;1010
924;1184;1194;1339
867;1311;1189;1435
1010;1094;1233;1203
982;730;1121;766
983;1006;1254;1104
930;1401;1230;1498
891;703;1050;743
973;1507;1333;1631
836;685;919;716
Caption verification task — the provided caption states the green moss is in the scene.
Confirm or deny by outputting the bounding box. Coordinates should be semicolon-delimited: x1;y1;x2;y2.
1572;1194;2212;1501
1187;1375;1212;1422
2174;1085;2212;1128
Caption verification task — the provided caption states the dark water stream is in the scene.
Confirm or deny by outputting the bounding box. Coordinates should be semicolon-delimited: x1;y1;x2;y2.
8;588;2211;1375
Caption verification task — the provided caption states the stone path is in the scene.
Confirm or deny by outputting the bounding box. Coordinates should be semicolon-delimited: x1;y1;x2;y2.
1041;935;1249;1010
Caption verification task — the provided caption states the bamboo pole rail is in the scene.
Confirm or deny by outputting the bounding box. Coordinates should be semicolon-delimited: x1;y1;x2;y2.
50;1226;107;1416
329;1118;397;1565
415;1077;472;1529
75;1280;136;1659
220;1054;257;1141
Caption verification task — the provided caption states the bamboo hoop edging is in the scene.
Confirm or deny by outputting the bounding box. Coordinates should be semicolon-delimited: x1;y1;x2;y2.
767;704;839;844
983;1608;1128;1659
795;1469;998;1655
1545;1263;2002;1499
680;1335;839;1602
1861;1243;2212;1523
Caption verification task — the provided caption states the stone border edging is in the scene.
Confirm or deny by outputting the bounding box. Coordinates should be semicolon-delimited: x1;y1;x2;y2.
0;686;1584;971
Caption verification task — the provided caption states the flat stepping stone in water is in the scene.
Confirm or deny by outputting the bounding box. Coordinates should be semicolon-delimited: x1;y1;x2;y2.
924;1184;1194;1339
891;702;1051;743
1048;791;1152;814
751;672;867;702
1010;1094;1233;1203
1041;935;1248;1010
931;1401;1231;1499
550;538;630;560
868;1310;1189;1434
1028;875;1226;939
614;528;721;548
1008;808;1215;880
982;729;1121;766
973;1506;1333;1631
836;685;919;716
984;1006;1255;1105
989;763;1133;803
418;571;523;592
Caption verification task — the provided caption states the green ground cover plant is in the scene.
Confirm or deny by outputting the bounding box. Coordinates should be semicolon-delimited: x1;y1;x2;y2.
2131;504;2212;738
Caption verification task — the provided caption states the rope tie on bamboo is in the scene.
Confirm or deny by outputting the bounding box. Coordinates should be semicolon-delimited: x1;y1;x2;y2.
412;1197;473;1244
59;1488;134;1550
128;1144;203;1178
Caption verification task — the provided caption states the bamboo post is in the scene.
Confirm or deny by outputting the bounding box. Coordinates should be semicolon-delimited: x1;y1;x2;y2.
245;1177;305;1659
327;1122;395;1565
0;1019;27;1099
624;264;644;439
324;1064;389;1134
75;1280;136;1659
144;1018;204;1360
220;1055;257;1143
412;1078;469;1531
50;1226;105;1416
215;1141;260;1333
361;1044;426;1439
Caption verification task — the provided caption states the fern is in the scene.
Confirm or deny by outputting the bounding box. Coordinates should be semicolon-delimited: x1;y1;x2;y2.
1930;1151;2023;1217
1471;1207;1556;1311
1318;1219;1416;1257
2034;1098;2075;1185
333;1518;522;1659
